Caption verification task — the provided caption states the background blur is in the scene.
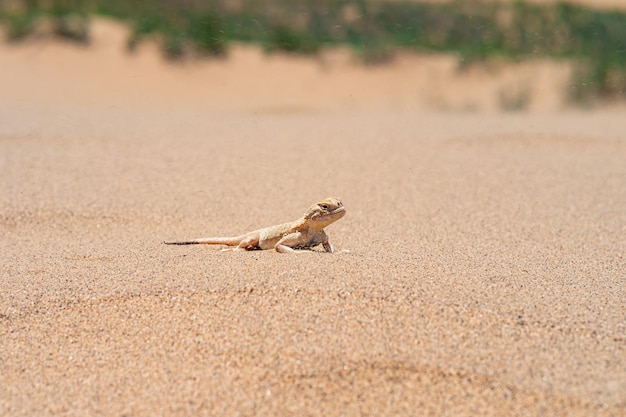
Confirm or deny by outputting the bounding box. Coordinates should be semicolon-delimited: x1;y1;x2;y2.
1;0;626;112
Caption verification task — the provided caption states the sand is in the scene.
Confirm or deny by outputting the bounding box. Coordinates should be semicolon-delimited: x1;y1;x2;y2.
1;19;625;416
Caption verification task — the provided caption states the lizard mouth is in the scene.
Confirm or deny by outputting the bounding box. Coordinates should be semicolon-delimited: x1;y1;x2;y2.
328;206;346;216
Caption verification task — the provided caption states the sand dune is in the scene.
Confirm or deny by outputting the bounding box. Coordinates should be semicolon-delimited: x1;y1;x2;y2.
0;18;580;113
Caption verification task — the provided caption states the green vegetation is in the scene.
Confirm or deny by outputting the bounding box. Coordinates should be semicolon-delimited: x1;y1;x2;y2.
1;0;625;101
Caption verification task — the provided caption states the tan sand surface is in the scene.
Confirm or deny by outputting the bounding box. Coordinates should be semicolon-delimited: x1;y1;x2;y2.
1;20;625;416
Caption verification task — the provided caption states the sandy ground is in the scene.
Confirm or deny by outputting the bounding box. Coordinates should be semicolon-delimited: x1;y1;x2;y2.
1;19;626;417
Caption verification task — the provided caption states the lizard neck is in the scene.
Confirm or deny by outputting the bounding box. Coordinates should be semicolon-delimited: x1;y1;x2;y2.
293;217;321;232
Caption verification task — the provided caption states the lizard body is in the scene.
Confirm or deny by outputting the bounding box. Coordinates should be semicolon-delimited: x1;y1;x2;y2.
164;197;345;253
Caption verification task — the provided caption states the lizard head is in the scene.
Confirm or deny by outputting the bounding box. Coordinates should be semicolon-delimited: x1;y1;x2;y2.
304;197;346;229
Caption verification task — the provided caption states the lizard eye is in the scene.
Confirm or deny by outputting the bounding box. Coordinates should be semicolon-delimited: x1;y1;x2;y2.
320;204;328;210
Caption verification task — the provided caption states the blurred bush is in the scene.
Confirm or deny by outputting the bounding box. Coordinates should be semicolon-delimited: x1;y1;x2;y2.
1;0;625;101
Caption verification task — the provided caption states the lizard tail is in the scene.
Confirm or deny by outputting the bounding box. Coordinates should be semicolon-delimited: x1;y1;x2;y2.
163;240;200;245
164;236;243;246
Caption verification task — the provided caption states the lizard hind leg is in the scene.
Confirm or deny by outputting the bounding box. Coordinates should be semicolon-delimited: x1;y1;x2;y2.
237;235;261;250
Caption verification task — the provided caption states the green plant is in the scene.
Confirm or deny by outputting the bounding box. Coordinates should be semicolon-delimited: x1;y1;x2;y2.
1;0;626;101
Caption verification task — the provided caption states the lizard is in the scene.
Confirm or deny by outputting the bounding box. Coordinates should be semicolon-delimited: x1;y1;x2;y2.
164;197;345;253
